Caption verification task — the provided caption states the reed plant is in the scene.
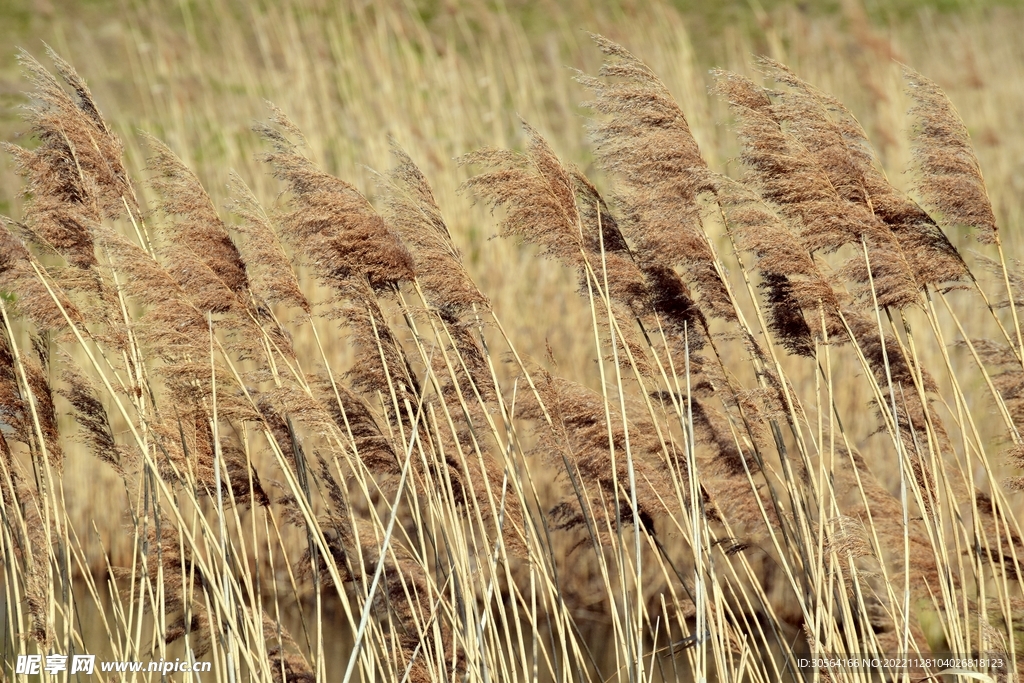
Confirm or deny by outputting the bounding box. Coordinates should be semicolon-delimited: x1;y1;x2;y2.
2;8;1024;683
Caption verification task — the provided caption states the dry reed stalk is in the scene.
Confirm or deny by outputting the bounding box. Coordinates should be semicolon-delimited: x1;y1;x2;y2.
281;497;450;683
0;329;55;647
437;426;529;557
829;444;937;648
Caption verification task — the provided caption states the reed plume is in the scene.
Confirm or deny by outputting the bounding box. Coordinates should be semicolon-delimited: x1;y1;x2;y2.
336;277;421;403
382;145;499;399
760;59;969;289
59;366;128;475
261;614;317;683
459;120;583;264
461;120;652;377
227;172;310;314
714;71;863;255
904;66;998;245
571;170;670;320
2;48;137;269
383;143;488;317
973;338;1024;433
320;382;402;477
256;107;415;291
92;223;205;358
715;70;922;311
522;369;670;535
714;174;841;356
579;34;733;320
145;134;249;302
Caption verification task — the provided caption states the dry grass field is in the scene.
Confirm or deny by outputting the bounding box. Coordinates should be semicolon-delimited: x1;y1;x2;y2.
3;0;1024;681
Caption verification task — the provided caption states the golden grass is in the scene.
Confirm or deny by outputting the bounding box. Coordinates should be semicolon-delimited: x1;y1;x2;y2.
2;1;1024;681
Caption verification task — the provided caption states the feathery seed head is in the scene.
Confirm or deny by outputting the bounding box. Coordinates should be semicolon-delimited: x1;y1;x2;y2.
904;66;998;244
256;107;415;290
145;134;249;300
4;48;138;268
383;142;488;315
227;172;310;313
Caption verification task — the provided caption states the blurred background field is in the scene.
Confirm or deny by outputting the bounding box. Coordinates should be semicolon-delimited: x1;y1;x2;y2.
2;0;1024;573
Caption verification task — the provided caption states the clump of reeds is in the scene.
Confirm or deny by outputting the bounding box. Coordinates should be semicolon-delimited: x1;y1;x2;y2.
2;31;1024;683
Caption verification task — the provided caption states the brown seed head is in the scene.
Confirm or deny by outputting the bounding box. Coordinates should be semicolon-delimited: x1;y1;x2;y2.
227;173;309;313
582;37;732;320
383;142;487;316
4;48;138;268
460;120;583;264
256;105;414;290
904;66;998;245
766;59;968;288
144;134;249;299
